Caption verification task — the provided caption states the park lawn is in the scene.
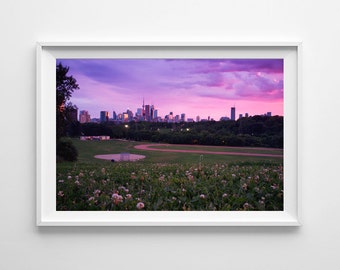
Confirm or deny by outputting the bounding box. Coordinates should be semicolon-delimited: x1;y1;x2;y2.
56;139;283;211
70;139;283;164
144;144;283;155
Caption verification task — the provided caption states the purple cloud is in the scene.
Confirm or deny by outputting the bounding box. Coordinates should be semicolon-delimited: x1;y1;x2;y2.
56;58;283;119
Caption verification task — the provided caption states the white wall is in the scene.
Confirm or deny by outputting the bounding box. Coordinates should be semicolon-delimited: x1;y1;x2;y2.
1;0;340;269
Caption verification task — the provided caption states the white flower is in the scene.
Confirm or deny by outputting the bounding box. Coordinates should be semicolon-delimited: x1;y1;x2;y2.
58;191;64;197
136;202;145;210
200;194;206;199
222;193;228;198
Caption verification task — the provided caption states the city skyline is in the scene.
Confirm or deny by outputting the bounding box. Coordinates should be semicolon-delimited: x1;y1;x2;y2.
79;103;272;124
56;58;283;119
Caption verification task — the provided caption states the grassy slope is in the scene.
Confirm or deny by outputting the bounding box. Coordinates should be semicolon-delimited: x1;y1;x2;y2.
70;139;283;165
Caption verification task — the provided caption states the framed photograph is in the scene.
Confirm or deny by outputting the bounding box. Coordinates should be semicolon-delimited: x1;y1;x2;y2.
36;42;300;226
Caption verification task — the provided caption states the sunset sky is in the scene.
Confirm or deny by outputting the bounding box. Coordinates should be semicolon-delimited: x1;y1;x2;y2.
56;58;283;120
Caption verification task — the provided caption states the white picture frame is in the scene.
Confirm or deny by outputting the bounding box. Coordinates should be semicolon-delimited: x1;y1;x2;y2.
36;42;301;226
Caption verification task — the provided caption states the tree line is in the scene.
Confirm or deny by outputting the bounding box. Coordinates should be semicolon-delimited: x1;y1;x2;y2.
67;115;283;148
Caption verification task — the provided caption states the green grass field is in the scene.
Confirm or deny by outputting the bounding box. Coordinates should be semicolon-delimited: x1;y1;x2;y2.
57;139;283;211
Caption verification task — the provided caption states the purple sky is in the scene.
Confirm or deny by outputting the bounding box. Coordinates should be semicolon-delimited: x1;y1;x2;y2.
57;58;283;120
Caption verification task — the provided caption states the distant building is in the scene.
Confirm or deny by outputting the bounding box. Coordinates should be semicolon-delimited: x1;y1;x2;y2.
231;107;236;121
145;105;150;121
187;118;194;122
127;109;133;121
245;113;249;117
239;114;243;119
196;115;200;122
123;112;129;122
266;112;272;117
79;110;91;123
181;113;186;122
112;111;117;121
100;111;109;122
175;115;180;122
136;108;143;116
150;105;155;121
169;112;173;121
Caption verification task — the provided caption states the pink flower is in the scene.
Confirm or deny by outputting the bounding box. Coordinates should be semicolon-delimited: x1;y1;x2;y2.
126;194;132;199
57;191;64;197
200;194;206;199
93;189;101;197
222;193;228;198
112;193;123;205
136;202;145;210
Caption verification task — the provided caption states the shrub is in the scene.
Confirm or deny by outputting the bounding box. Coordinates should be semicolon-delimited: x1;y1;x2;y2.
57;138;78;162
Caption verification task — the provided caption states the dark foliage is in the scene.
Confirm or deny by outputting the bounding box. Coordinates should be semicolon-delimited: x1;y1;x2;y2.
57;139;78;162
77;115;283;148
56;63;80;162
56;63;79;140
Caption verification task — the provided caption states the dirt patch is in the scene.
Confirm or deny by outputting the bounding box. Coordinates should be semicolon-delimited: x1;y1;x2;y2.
94;153;146;162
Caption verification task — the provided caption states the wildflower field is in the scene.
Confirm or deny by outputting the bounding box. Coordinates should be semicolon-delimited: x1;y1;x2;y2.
57;139;283;211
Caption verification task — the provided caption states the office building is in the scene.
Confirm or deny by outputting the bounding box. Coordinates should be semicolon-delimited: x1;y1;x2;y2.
79;110;91;123
231;107;236;121
181;113;186;122
100;111;109;122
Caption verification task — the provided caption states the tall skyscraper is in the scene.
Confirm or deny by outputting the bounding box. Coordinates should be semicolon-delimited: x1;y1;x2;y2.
142;98;145;120
150;105;154;121
231;107;236;121
145;105;150;121
100;111;109;122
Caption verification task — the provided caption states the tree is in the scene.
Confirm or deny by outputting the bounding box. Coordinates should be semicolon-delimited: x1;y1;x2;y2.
56;63;79;161
56;63;79;140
